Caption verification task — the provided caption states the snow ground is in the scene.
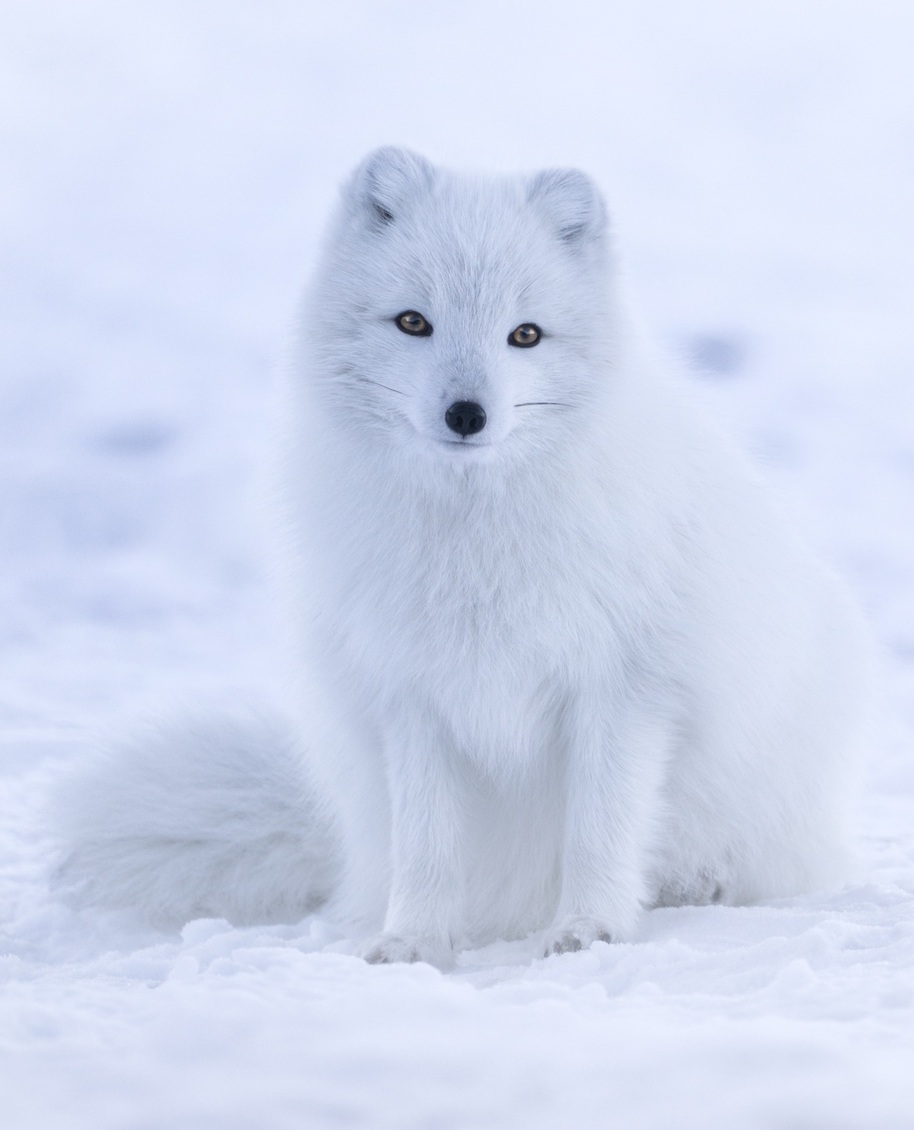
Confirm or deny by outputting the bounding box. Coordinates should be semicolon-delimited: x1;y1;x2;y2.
2;2;914;1127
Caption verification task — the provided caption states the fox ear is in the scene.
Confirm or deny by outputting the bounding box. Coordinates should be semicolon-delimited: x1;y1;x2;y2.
346;147;436;228
527;168;607;246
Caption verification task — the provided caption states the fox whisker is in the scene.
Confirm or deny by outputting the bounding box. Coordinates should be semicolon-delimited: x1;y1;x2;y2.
358;377;408;396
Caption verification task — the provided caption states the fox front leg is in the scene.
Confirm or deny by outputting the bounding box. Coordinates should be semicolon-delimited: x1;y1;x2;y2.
362;726;466;968
546;692;672;956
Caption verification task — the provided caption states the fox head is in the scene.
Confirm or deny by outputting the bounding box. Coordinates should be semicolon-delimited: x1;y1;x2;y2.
305;147;617;464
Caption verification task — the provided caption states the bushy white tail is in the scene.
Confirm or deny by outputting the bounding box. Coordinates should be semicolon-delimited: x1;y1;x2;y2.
52;708;340;930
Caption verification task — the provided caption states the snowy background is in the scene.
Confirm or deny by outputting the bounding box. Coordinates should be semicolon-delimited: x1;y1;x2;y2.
2;2;914;1127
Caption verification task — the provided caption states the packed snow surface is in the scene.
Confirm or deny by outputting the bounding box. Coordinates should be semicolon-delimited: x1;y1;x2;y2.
2;2;914;1127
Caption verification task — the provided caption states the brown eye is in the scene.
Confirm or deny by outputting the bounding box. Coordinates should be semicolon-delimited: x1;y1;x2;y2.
509;323;541;348
395;310;432;336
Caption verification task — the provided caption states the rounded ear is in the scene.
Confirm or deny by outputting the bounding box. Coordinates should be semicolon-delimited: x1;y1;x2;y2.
526;168;608;246
344;147;436;228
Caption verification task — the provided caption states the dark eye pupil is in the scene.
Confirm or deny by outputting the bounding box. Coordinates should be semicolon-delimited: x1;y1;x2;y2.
396;310;432;336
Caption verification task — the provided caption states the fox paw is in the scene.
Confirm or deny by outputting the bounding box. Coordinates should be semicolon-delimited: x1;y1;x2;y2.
544;916;619;956
362;933;452;968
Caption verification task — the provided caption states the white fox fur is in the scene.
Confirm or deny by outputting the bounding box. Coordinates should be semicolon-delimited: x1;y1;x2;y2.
54;709;339;929
55;149;867;965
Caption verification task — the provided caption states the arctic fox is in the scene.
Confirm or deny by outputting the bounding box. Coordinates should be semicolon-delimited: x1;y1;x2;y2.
57;148;867;966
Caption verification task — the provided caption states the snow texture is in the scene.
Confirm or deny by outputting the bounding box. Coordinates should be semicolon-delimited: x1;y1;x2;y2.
2;2;914;1127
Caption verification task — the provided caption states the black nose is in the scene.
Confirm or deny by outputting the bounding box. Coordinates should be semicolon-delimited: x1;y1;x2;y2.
445;401;486;437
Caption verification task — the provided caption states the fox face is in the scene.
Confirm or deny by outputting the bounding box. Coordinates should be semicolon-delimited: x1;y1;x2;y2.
309;147;616;463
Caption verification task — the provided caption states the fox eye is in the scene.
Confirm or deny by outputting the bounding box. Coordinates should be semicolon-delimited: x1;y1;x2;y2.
509;323;541;348
395;310;433;336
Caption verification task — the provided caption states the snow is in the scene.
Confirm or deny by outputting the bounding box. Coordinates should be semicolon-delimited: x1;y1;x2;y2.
2;2;914;1126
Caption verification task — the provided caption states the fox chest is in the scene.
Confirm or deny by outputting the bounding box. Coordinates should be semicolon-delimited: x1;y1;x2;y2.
315;472;674;746
327;517;634;748
361;583;569;766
